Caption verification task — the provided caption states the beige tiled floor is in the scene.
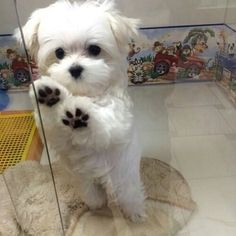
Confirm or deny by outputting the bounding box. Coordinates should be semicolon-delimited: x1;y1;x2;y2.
6;91;33;111
219;108;236;133
168;106;233;136
165;83;221;107
178;177;236;236
129;82;236;236
6;82;236;235
171;135;235;179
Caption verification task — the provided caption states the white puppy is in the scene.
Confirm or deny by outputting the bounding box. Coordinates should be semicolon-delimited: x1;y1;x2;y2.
15;0;146;222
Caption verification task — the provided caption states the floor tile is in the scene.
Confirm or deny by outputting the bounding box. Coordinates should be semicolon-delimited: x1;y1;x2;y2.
130;85;173;131
139;129;179;168
6;91;33;111
219;108;236;133
178;177;236;236
223;135;236;176
171;135;235;179
168;106;233;136
166;83;221;107
208;85;235;109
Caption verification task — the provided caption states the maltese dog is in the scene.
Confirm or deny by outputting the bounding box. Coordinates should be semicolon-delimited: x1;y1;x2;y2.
15;0;146;222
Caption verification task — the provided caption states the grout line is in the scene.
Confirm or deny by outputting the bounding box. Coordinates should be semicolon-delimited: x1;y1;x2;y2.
213;82;236;108
140;23;225;30
210;84;236;133
165;82;224;108
170;132;235;139
218;108;236;134
224;23;236;33
186;174;236;182
223;0;230;26
205;81;224;108
166;104;222;108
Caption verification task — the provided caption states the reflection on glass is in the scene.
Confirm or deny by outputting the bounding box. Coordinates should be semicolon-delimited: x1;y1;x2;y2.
0;0;236;235
0;0;64;235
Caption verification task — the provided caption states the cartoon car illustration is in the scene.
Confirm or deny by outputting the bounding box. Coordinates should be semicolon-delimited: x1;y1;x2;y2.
11;59;37;83
6;49;37;84
154;52;205;78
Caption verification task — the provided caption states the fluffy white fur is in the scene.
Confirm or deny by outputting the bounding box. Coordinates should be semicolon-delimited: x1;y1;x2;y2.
15;0;146;222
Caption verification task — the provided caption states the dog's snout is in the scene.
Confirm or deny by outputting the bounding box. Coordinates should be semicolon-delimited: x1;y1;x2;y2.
69;65;84;79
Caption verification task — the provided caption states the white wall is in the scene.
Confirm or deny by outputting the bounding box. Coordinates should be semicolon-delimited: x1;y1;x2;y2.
0;0;18;34
119;0;228;27
0;0;235;34
0;0;55;34
225;0;236;30
225;0;236;24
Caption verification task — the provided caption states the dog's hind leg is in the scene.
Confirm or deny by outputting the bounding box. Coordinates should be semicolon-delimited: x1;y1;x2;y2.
76;175;107;210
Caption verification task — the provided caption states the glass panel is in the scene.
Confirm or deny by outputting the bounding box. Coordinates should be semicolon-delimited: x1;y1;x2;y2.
123;1;236;235
0;0;64;235
225;0;236;28
119;0;228;27
2;0;235;235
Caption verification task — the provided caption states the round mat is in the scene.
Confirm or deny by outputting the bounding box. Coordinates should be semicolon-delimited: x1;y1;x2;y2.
67;158;197;235
0;158;196;236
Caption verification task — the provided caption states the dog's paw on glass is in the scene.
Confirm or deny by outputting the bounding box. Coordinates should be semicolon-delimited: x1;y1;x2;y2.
37;86;61;107
62;108;89;129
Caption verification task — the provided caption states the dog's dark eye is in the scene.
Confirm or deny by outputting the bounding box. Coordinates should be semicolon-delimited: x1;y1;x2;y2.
55;48;65;59
88;45;101;56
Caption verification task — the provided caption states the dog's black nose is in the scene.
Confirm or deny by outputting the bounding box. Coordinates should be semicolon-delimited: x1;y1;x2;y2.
69;65;84;79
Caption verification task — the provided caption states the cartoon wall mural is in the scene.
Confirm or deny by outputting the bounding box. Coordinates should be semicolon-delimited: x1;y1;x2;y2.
0;35;37;91
215;25;236;104
127;24;235;86
183;28;215;55
0;24;235;101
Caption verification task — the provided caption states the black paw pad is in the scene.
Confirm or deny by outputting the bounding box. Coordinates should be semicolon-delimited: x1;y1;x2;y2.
37;86;60;107
62;108;89;129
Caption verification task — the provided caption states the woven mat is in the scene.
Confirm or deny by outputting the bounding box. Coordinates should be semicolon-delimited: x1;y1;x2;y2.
0;158;196;236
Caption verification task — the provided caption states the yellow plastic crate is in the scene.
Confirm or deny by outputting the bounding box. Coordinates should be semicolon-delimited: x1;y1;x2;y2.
0;112;36;173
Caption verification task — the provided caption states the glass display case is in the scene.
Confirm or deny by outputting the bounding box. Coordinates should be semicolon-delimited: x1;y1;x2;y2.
0;0;235;235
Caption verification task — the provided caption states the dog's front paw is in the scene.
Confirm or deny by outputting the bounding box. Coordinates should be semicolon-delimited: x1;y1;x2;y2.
62;108;89;129
30;77;69;108
37;85;61;107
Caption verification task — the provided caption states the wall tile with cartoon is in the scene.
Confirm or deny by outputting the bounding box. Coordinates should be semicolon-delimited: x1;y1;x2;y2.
0;35;37;91
0;23;236;102
128;24;236;89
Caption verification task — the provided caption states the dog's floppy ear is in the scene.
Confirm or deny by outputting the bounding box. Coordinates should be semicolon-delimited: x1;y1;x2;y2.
101;0;140;54
14;8;44;60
